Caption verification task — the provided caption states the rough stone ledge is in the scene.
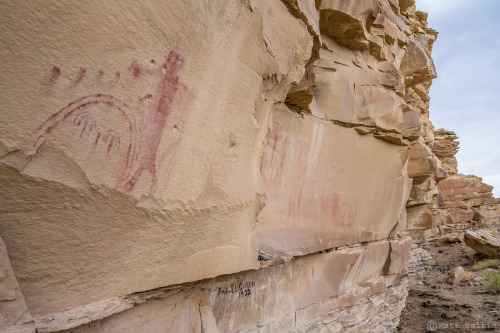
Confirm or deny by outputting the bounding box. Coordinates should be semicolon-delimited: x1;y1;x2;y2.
282;112;412;148
309;113;405;137
35;289;179;333
259;232;410;267
285;278;408;333
33;235;411;332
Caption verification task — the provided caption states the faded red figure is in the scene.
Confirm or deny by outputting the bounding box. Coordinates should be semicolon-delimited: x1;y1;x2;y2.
123;51;185;192
30;50;190;195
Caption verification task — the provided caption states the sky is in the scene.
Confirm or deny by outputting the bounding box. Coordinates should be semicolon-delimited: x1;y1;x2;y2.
416;0;500;197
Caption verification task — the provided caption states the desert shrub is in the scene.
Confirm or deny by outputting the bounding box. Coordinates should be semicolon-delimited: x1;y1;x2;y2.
470;259;500;271
485;270;500;294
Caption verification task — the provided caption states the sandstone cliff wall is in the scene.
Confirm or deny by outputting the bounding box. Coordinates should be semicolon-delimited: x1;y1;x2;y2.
406;126;499;243
1;0;494;332
399;15;499;244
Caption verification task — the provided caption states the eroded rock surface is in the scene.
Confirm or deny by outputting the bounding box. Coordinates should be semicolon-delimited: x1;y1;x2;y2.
407;245;432;287
433;129;459;175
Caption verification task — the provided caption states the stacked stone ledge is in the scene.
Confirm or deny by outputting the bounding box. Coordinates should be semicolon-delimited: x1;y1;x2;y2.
406;127;499;242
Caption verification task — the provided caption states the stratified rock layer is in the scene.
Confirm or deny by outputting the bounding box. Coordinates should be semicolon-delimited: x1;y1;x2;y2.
0;238;34;333
39;238;410;333
407;245;432;287
433;129;459;175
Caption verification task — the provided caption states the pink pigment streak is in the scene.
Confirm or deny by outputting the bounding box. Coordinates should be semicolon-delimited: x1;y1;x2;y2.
42;66;61;95
109;71;121;88
68;67;87;89
260;123;351;228
92;70;104;85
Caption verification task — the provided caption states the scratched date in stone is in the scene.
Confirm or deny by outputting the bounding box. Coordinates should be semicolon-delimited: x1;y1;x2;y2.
217;281;255;298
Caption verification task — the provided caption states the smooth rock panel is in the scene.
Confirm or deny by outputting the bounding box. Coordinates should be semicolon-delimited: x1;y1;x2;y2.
0;164;258;316
257;105;410;257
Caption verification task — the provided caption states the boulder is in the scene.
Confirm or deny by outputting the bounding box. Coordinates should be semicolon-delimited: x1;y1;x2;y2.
437;233;464;245
464;230;500;258
447;266;465;285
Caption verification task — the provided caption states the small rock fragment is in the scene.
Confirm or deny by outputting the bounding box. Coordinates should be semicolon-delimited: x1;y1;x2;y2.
447;266;465;284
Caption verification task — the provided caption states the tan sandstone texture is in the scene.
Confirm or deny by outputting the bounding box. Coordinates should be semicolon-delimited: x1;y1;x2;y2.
1;0;496;332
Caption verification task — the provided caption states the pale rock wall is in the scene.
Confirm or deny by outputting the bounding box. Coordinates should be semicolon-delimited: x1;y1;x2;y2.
258;0;414;264
0;0;457;332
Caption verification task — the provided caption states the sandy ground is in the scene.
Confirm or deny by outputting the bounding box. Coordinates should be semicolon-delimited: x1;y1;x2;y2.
399;242;500;332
